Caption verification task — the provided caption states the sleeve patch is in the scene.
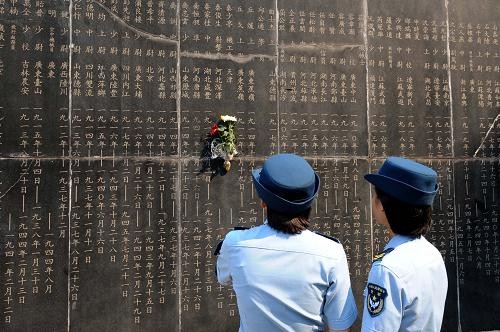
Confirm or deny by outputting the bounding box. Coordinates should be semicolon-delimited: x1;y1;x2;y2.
366;283;388;317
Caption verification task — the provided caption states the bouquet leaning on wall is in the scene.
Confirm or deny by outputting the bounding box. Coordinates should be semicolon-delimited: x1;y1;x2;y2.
199;115;238;179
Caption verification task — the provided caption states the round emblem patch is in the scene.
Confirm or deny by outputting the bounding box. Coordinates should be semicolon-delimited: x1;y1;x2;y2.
367;283;388;317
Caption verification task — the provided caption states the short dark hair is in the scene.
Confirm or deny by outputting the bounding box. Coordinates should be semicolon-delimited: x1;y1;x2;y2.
375;187;432;236
266;207;311;234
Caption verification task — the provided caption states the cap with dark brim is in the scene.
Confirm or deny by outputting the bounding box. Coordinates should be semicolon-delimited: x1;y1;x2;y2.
252;154;320;214
364;156;438;206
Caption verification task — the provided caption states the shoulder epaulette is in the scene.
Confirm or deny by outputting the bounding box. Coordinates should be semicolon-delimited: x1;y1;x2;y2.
314;231;340;243
372;248;394;263
233;226;250;231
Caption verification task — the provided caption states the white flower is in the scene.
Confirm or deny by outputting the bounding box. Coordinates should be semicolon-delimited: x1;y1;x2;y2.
220;115;237;122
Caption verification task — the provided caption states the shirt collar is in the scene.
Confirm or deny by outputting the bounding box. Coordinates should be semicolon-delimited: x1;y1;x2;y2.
384;234;418;251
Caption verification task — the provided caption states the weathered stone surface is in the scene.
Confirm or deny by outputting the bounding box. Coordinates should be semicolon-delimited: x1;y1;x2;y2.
0;0;499;331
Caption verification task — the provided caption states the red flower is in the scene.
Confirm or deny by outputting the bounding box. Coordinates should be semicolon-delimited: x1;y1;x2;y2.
210;123;219;136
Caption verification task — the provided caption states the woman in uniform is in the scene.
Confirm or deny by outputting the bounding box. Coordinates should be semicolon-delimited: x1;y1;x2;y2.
362;156;448;332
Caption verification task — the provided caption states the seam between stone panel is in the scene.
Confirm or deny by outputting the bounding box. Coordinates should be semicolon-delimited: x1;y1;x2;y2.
180;51;275;63
362;0;374;262
92;0;177;45
0;155;493;163
473;114;500;158
0;155;497;162
444;0;462;330
176;0;182;330
445;0;455;159
278;43;364;50
275;0;280;154
0;160;34;200
67;0;74;331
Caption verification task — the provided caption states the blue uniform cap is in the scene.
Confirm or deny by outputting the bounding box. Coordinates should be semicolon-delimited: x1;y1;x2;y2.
252;154;320;214
364;157;438;206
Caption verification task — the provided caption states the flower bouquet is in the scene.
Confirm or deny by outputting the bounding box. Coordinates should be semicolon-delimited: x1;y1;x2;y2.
199;115;238;178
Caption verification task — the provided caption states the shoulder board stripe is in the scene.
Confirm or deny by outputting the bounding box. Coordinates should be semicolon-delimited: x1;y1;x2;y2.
372;248;394;263
233;226;250;231
314;231;340;243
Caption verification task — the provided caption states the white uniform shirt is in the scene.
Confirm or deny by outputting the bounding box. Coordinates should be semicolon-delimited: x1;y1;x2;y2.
216;224;357;332
361;235;448;332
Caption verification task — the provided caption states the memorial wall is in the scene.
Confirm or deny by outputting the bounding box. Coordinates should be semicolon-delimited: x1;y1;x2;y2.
0;0;499;331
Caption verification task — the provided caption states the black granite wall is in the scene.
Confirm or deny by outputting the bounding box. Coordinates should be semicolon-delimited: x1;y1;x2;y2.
0;0;499;331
